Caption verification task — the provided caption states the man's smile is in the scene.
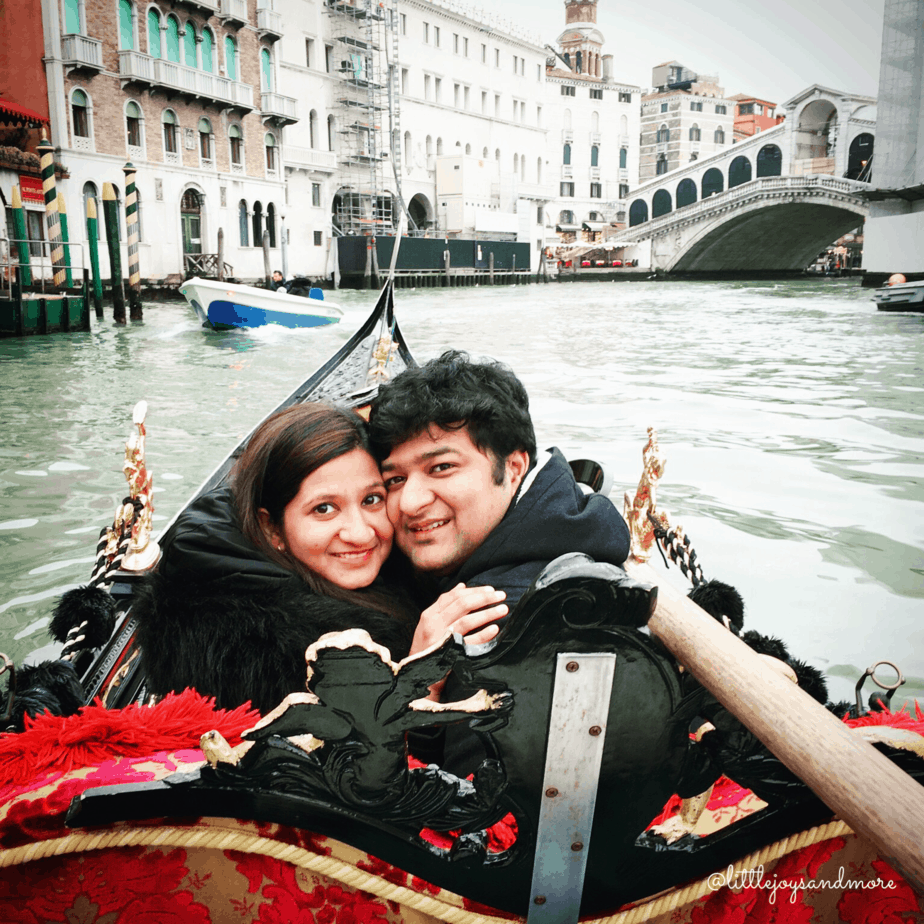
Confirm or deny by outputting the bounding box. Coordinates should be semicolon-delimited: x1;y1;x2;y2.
407;518;450;535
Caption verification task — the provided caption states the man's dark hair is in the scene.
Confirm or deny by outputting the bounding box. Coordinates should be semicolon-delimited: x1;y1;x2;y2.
369;350;537;483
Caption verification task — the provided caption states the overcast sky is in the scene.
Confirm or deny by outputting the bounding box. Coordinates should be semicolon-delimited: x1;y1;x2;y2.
484;0;884;104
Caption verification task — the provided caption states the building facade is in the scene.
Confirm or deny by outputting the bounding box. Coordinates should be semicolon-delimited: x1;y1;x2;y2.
639;62;734;183
545;0;639;243
31;0;291;282
730;94;784;142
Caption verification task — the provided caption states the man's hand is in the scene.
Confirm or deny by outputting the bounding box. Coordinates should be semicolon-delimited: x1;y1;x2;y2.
411;584;508;656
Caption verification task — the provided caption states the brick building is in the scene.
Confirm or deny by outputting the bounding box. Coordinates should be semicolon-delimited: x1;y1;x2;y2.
639;61;734;182
28;0;291;280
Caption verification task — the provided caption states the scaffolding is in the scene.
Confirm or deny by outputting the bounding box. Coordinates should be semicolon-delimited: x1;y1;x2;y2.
325;0;403;237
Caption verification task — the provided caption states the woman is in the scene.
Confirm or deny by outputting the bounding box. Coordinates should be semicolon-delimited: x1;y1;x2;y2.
135;403;505;713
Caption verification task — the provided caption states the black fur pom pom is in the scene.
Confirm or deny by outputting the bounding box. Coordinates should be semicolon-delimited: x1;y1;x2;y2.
2;660;85;732
688;579;745;634
49;585;116;649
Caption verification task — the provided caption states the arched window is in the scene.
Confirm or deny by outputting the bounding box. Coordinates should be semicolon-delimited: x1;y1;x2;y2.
563;143;571;165
82;181;98;227
465;142;471;155
224;35;237;80
201;27;213;71
404;131;411;158
425;135;432;157
229;124;243;167
260;47;272;91
676;177;697;208
266;203;277;248
265;132;277;172
756;143;783;178
64;0;81;33
147;8;161;57
714;127;725;144
436;137;444;155
652;189;672;218
563;108;572;130
656;124;669;143
238;199;249;246
118;0;134;49
71;89;90;140
513;152;519;173
728;155;752;188
309;109;318;148
590;145;598;167
198;116;212;162
702;167;724;198
162;109;178;155
591;111;599;133
165;14;180;62
655;154;668;175
327;115;335;150
846;133;874;181
629;199;648;227
619;114;628;135
689;124;701;142
559;209;574;224
537;157;542;184
125;100;143;150
483;146;489;158
520;153;525;180
183;22;197;67
252;201;263;245
495;147;500;162
619;148;627;169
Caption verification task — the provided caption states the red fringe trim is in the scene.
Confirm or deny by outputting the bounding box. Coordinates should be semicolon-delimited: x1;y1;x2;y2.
0;689;261;788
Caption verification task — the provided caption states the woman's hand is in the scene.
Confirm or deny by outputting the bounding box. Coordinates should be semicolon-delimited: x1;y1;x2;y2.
410;583;508;656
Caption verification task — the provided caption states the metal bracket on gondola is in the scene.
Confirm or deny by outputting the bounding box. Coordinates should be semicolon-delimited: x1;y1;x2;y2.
855;660;906;715
527;652;616;924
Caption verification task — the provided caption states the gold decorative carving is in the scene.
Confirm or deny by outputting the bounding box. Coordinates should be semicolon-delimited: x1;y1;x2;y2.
623;427;671;561
368;336;398;382
121;401;160;572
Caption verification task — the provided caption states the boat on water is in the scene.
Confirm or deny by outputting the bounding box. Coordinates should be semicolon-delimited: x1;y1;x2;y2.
180;276;343;330
1;280;924;922
874;279;924;312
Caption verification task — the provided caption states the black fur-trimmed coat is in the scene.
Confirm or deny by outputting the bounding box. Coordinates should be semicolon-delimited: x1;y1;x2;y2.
133;487;411;715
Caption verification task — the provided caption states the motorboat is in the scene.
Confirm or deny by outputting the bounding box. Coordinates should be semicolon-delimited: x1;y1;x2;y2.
179;276;343;330
874;279;924;312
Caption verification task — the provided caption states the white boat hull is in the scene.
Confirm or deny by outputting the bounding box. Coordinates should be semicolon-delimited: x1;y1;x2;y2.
874;280;924;312
179;277;343;330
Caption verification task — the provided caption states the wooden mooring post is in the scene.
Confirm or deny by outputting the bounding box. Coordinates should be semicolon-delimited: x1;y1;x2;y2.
37;134;67;288
56;194;74;288
122;162;143;320
85;197;104;318
10;186;31;287
102;183;126;324
217;228;225;282
262;230;271;286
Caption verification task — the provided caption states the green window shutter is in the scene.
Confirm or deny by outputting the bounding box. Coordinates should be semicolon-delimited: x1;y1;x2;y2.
118;0;133;49
64;0;80;34
166;16;180;63
201;29;213;71
261;48;272;91
184;25;196;67
225;36;237;80
147;9;161;58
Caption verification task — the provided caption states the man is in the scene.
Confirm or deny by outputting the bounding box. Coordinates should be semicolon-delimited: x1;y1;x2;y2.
368;350;632;771
369;349;631;645
270;270;288;292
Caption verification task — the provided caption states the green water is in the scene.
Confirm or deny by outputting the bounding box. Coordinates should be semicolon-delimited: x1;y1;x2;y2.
1;277;922;708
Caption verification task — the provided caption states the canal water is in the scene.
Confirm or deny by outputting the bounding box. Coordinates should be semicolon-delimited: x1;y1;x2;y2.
1;277;922;709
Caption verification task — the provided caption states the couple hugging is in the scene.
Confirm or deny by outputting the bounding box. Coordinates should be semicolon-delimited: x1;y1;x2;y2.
136;350;631;772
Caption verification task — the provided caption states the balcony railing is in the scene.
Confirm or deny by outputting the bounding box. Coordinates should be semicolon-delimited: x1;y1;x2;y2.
257;6;284;38
61;34;103;71
119;52;253;110
589;132;601;145
589;166;601;180
173;0;219;15
283;146;337;172
218;0;247;24
562;130;574;144
561;164;573;178
261;91;298;124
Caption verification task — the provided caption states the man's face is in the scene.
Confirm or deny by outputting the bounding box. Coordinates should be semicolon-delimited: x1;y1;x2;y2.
381;426;528;575
272;271;283;282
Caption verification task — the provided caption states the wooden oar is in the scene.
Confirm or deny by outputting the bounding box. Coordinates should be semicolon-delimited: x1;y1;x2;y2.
623;526;924;893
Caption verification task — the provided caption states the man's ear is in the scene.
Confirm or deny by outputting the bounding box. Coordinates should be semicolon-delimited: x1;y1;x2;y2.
505;450;530;492
258;507;284;552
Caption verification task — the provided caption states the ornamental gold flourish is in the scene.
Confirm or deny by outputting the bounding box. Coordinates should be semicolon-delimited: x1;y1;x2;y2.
623;427;672;562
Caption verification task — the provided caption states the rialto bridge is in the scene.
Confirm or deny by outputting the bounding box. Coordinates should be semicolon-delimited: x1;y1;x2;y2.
619;85;875;272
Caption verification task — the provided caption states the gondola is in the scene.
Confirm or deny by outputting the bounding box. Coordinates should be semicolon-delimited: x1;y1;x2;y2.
1;279;923;923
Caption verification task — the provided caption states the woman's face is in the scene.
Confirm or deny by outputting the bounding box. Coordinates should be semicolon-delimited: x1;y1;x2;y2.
269;448;393;589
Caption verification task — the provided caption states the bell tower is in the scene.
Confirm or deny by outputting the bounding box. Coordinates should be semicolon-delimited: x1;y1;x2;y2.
558;0;605;78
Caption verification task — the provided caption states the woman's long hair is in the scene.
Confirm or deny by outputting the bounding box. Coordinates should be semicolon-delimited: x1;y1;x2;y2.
232;403;411;621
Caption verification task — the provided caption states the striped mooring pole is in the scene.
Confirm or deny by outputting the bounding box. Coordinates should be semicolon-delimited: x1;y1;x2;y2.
57;193;74;288
10;185;32;287
37;133;68;287
122;162;143;320
85;196;104;318
102;182;126;324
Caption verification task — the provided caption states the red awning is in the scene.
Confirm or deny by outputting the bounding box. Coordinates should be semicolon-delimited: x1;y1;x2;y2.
0;99;49;126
